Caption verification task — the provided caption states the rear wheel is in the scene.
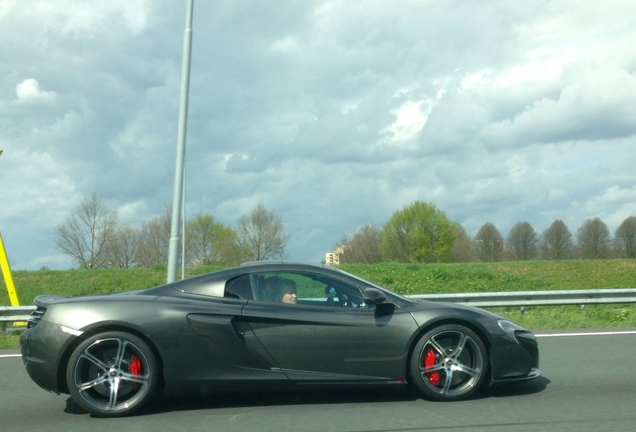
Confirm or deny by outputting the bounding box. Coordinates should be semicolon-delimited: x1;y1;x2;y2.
66;331;158;417
410;324;487;401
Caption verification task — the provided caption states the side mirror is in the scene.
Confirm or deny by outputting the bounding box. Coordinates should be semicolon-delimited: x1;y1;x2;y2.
363;287;386;305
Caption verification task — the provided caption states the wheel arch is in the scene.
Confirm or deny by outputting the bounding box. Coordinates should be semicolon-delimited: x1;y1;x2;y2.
56;324;165;395
405;318;493;385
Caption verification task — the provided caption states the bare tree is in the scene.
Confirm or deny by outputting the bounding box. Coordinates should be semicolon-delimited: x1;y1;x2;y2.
614;216;636;258
576;218;611;259
540;220;573;260
106;225;142;268
335;224;383;264
507;222;539;261
451;224;472;263
55;193;118;269
235;203;289;261
474;222;503;262
137;205;172;267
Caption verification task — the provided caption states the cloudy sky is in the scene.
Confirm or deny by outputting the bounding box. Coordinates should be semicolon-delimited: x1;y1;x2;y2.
1;0;635;270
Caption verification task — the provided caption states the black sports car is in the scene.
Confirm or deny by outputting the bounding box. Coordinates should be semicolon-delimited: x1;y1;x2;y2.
20;261;540;417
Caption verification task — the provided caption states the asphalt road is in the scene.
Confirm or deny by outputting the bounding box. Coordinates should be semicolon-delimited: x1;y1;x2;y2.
2;329;636;432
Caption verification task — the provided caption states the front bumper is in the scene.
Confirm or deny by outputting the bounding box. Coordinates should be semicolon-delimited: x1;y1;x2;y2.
490;329;541;384
491;367;542;384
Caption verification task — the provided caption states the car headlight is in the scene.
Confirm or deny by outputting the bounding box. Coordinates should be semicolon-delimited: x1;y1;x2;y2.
498;319;534;340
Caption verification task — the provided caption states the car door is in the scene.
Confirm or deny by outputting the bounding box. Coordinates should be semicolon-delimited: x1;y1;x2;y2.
241;270;419;382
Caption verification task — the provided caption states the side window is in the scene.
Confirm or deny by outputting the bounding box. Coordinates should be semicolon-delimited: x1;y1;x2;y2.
251;273;299;303
251;271;363;307
224;274;253;300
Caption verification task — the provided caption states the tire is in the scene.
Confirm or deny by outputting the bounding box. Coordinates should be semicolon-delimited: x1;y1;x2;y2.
409;324;487;401
66;331;159;417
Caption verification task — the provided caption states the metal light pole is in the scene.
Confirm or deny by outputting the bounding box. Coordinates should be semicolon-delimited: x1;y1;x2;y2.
167;0;194;283
181;162;186;279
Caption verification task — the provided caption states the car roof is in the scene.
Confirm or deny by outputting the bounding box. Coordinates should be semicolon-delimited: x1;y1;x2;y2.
155;261;336;297
240;260;328;269
152;260;412;306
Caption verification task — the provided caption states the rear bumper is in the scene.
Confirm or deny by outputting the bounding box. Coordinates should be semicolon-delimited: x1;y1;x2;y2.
20;320;76;394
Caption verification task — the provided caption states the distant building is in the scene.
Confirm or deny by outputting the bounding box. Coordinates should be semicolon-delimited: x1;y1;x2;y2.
325;247;346;265
325;252;339;265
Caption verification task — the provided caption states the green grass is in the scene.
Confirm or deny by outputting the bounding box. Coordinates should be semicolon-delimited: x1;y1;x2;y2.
2;260;636;349
338;260;636;294
0;332;20;350
489;304;635;330
339;261;636;330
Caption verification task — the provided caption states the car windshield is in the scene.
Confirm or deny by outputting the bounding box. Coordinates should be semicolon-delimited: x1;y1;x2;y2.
328;266;412;302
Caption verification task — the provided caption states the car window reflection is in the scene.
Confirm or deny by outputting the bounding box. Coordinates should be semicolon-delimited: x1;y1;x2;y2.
224;274;253;299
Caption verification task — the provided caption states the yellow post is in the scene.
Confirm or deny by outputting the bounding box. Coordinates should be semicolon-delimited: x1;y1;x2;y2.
0;148;18;306
0;231;20;306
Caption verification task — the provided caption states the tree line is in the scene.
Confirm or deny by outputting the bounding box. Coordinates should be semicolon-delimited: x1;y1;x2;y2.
55;195;636;270
55;194;290;269
333;201;636;264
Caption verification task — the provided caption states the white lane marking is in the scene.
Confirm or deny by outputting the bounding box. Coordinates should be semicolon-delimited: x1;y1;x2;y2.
536;330;636;337
0;354;21;358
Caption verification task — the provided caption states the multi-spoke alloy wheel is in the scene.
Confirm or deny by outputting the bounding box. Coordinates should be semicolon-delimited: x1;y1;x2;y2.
66;331;158;417
410;324;487;401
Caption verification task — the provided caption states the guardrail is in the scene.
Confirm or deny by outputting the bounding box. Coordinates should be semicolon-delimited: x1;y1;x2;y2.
0;306;35;333
2;288;636;332
411;288;636;308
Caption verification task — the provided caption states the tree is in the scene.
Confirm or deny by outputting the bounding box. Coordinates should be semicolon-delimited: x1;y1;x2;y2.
106;225;142;268
614;216;636;258
55;193;118;269
186;213;220;266
474;223;503;262
541;220;573;260
211;226;244;265
381;201;456;263
576;218;611;259
235;203;289;261
186;213;241;266
507;222;539;261
335;224;383;264
137;205;172;267
450;224;472;262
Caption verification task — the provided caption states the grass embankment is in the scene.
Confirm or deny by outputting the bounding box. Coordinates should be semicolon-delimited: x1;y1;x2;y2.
2;260;635;349
340;261;636;330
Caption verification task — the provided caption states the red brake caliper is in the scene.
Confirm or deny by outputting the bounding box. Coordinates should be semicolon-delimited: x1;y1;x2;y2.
424;348;440;386
130;355;142;389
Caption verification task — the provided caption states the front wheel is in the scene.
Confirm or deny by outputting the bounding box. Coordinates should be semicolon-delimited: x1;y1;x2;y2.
66;331;159;417
410;324;487;401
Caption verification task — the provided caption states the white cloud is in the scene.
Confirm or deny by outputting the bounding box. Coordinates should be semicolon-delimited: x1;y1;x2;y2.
15;79;57;103
385;100;431;143
1;0;636;269
269;35;300;53
27;254;75;271
35;0;150;37
0;0;16;22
